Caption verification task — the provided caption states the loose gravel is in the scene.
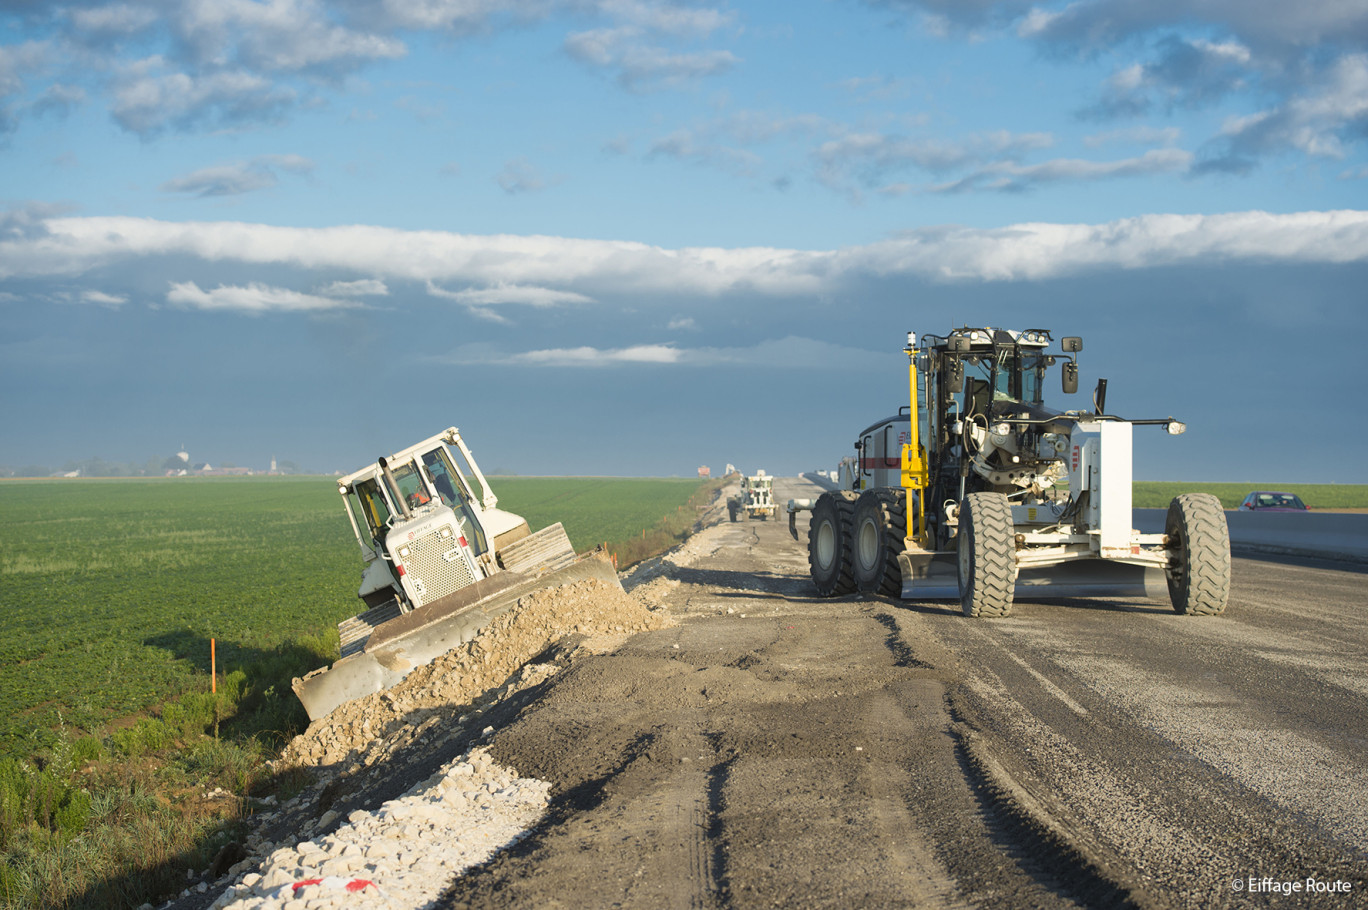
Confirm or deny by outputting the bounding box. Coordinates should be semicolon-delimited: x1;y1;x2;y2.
162;575;673;910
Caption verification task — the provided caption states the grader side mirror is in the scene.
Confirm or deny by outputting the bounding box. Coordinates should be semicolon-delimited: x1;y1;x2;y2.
1062;361;1079;394
947;336;971;353
1062;336;1082;353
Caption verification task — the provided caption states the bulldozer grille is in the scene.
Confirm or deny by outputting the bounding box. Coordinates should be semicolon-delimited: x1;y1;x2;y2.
404;533;477;607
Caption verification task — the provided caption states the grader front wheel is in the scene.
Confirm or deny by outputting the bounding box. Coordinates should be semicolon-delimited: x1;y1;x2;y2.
1165;493;1231;615
958;492;1017;618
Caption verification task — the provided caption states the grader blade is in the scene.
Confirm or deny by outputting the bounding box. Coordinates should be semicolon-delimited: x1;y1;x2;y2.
1014;560;1167;601
896;551;1167;602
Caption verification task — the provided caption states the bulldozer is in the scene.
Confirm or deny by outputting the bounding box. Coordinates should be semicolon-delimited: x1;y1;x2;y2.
292;427;622;721
788;328;1230;617
728;470;778;522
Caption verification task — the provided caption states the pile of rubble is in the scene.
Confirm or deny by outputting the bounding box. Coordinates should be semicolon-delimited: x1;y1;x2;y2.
282;577;671;771
171;577;672;910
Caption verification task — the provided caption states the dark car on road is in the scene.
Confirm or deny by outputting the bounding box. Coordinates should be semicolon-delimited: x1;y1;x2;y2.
1239;491;1309;511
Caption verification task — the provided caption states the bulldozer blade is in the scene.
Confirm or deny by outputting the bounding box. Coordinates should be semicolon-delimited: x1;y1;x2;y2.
292;550;620;722
898;551;1167;602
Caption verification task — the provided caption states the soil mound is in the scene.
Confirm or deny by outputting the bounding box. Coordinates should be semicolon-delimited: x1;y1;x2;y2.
282;578;672;770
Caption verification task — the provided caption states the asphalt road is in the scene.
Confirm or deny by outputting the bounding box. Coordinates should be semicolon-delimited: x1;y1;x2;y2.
443;476;1367;909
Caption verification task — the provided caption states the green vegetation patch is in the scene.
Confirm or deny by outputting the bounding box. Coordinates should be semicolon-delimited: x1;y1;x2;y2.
0;477;357;760
492;476;709;551
0;472;715;908
1132;482;1368;510
0;474;713;763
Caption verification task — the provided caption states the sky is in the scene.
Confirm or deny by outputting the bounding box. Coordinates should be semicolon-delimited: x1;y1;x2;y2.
1;0;1366;481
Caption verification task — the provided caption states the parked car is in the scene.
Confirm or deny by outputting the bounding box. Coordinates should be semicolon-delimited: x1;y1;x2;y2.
1239;491;1309;511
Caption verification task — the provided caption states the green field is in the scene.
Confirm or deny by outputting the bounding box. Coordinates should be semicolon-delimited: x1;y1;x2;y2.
1132;482;1368;510
0;475;709;761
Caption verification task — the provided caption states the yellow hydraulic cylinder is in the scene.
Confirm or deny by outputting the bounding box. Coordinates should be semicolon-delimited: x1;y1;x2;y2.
901;336;929;549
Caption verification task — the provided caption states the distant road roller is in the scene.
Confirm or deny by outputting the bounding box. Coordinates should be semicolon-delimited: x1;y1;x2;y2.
788;328;1230;617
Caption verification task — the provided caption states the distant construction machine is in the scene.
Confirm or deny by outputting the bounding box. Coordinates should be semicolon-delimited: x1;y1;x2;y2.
293;427;621;720
788;328;1230;618
729;470;778;522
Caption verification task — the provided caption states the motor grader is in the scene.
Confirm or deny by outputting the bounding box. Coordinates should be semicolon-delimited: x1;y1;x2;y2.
292;427;621;720
729;470;778;521
788;328;1230;617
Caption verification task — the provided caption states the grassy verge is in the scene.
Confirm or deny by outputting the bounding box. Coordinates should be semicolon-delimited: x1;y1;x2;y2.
1132;482;1368;510
0;474;720;909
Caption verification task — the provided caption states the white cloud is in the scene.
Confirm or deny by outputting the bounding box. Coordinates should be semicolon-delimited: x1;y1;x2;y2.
929;148;1194;193
508;343;683;366
426;281;594;306
814;129;1056;196
438;336;890;369
1208;53;1368;164
4;211;1368;295
166;281;359;314
160;155;315;197
111;60;296;135
495;157;558;194
80;289;128;307
1083;126;1182;148
564;22;738;90
318;278;388;296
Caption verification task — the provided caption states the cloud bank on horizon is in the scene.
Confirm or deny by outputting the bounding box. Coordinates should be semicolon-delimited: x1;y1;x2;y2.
1;1;1366;479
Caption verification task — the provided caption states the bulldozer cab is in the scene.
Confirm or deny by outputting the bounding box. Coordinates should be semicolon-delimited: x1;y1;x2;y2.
340;434;492;561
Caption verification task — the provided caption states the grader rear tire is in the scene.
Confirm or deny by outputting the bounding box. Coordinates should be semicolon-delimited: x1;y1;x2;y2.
809;491;858;596
958;492;1017;618
1165;493;1230;615
853;489;906;597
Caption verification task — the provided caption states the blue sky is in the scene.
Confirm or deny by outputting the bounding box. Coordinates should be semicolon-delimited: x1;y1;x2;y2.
2;0;1366;480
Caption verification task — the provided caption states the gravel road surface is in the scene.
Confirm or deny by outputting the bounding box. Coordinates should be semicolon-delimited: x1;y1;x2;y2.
173;476;1367;909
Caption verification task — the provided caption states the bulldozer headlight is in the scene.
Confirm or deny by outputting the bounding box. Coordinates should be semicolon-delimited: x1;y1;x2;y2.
439;527;452;539
398;546;411;559
1166;420;1186;435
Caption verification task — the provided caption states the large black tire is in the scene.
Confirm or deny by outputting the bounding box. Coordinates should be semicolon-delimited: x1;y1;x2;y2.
809;491;858;596
853;489;906;596
1165;493;1231;615
957;492;1017;618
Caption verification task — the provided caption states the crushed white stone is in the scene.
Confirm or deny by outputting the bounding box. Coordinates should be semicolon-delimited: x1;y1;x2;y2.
196;575;675;910
209;747;548;910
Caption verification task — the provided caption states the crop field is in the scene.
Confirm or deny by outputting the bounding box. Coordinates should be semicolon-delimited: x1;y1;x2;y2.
0;475;709;761
1132;482;1368;509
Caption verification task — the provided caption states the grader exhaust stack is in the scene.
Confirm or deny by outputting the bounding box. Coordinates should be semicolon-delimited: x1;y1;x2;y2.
789;328;1229;618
